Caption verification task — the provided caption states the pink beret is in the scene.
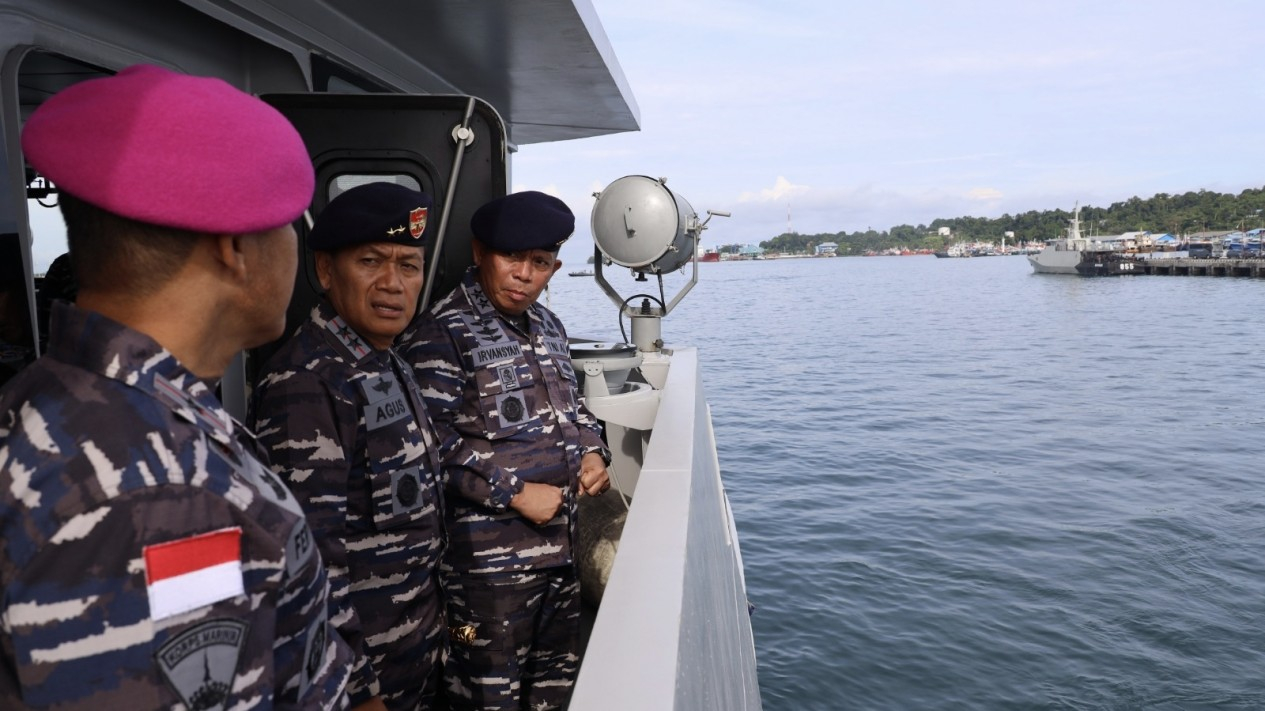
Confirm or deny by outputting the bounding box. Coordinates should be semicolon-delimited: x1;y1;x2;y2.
21;64;313;234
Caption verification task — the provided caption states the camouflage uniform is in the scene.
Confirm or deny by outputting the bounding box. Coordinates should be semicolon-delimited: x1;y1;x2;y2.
402;269;608;711
250;302;446;711
0;302;352;710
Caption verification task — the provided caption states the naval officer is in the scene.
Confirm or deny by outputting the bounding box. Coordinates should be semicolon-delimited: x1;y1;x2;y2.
251;182;446;711
401;191;611;710
0;64;352;709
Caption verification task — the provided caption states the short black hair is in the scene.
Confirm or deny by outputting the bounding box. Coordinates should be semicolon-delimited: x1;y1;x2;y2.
58;192;200;295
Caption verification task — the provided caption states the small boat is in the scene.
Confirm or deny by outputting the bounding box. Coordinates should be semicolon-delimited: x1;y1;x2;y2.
569;269;594;277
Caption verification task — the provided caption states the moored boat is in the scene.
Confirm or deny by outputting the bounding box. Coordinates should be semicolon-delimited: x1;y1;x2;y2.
1028;204;1134;276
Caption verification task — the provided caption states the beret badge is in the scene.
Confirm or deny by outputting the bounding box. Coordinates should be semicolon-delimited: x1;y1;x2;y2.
410;207;428;240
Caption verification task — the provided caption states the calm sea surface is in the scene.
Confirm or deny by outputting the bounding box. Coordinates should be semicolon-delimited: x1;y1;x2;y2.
545;254;1264;711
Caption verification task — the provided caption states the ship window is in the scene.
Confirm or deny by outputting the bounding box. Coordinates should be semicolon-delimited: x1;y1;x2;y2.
327;174;423;203
7;50;111;370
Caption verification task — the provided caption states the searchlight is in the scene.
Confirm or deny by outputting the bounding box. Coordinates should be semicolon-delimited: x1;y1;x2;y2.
589;175;729;355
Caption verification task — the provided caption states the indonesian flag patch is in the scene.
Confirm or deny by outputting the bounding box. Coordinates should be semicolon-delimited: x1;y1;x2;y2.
409;207;428;239
144;528;245;621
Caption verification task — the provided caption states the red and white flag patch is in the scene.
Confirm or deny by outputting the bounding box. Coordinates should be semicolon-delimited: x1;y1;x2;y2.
144;527;245;621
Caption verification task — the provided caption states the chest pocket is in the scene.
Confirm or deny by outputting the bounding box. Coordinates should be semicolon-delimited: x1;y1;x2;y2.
473;364;538;440
366;464;438;531
360;374;438;530
542;338;581;422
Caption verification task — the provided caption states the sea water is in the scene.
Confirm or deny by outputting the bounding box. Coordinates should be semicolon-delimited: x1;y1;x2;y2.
546;255;1265;710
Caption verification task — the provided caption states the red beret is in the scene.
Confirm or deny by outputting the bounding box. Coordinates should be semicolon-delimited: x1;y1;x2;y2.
21;64;314;234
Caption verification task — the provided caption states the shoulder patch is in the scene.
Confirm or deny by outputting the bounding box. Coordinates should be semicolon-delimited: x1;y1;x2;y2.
145;528;244;621
156;618;248;711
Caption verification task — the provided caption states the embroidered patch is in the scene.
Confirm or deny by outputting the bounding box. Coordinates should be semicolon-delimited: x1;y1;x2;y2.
155;618;248;711
298;604;329;699
360;373;401;403
472;342;523;368
496;392;527;425
325;316;370;360
240;457;303;516
391;466;424;515
497;364;519;391
285;518;316;578
145;529;244;621
363;393;411;431
461;313;505;345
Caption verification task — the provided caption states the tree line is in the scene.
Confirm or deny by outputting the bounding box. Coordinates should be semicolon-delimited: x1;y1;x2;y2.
758;186;1265;256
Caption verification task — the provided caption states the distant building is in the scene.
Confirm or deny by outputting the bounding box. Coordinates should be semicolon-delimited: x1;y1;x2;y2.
937;226;951;237
816;241;838;256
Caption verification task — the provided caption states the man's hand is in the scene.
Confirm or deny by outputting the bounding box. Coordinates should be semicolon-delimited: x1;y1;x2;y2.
510;482;564;524
579;451;610;497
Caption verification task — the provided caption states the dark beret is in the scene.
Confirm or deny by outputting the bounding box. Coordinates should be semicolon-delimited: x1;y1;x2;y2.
470;191;574;253
308;182;433;252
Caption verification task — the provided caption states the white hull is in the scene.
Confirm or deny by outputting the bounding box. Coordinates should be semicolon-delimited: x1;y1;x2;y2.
573;348;761;710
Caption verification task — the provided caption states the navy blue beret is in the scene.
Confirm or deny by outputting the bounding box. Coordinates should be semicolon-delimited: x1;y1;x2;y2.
470;191;574;252
308;182;433;252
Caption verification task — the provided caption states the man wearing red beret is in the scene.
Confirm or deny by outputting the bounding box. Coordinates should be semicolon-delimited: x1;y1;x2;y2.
251;182;447;711
0;65;352;709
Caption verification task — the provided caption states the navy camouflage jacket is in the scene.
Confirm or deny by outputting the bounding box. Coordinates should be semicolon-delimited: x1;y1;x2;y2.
0;302;351;710
250;301;445;709
401;269;607;575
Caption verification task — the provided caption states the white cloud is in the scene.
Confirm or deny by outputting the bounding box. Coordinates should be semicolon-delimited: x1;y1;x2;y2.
738;176;810;204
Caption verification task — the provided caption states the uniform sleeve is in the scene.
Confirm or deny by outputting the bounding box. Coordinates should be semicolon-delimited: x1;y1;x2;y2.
0;483;348;710
250;368;381;706
406;317;525;511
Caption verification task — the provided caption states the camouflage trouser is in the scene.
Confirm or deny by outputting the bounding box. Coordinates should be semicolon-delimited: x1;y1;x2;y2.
380;619;445;711
442;569;581;711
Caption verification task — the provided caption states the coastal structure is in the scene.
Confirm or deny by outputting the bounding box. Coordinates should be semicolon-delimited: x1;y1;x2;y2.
0;2;761;709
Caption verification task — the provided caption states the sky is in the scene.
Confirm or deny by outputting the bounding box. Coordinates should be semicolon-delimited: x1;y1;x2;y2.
512;0;1265;261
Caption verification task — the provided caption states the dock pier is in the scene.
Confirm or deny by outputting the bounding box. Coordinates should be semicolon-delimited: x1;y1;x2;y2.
1135;257;1265;278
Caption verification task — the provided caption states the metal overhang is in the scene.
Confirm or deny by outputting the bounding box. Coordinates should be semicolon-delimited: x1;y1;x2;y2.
190;0;641;146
